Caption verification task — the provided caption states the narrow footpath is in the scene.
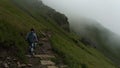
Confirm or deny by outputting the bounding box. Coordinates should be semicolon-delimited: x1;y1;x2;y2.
18;32;68;68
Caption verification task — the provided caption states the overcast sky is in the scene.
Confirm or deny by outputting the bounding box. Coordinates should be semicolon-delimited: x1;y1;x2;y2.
42;0;120;35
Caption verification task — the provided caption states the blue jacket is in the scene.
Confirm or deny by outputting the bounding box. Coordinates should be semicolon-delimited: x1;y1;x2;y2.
26;31;38;43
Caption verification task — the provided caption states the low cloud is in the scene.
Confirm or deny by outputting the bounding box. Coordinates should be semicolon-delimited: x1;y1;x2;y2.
42;0;120;35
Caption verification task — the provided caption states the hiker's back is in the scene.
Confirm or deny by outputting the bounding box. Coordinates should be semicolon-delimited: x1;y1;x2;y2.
27;32;37;43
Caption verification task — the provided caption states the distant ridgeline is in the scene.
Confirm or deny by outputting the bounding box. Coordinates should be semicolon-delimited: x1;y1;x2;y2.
12;0;70;32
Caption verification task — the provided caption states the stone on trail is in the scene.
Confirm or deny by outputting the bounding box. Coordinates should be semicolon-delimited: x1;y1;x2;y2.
40;60;55;66
13;58;17;61
35;54;55;58
17;61;26;68
41;38;48;41
27;64;32;67
20;64;26;67
17;61;21;67
6;57;10;60
59;65;68;68
47;66;58;68
26;54;55;59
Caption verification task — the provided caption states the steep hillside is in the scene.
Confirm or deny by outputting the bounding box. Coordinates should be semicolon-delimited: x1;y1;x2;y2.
13;0;70;32
0;0;117;68
70;18;120;66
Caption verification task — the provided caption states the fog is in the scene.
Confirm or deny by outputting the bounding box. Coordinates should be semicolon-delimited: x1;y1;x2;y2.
42;0;120;35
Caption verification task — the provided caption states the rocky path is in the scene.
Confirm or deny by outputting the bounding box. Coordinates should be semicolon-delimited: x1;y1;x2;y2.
23;36;68;68
0;32;68;68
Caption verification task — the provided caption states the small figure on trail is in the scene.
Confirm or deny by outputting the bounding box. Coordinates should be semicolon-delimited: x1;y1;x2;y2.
26;28;38;56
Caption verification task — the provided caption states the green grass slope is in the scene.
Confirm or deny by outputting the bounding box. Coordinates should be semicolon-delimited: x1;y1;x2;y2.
0;0;117;68
71;19;120;66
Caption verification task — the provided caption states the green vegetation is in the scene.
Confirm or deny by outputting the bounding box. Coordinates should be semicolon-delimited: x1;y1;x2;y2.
71;19;120;65
0;0;117;68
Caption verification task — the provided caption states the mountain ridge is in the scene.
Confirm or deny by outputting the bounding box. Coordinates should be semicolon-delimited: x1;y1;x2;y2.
0;0;118;68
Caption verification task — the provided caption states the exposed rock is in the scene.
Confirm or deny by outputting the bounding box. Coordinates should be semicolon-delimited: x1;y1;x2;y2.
13;58;17;61
40;60;55;66
35;55;55;58
17;61;21;67
6;57;10;60
27;64;32;67
17;62;27;68
59;65;68;68
17;61;33;67
41;38;48;41
20;64;26;67
47;66;58;68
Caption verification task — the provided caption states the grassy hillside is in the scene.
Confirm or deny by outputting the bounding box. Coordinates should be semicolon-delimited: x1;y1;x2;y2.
70;19;120;66
0;0;117;68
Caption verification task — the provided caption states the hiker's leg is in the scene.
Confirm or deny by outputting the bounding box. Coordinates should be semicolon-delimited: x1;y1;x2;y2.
28;42;34;55
33;42;38;54
34;42;37;49
28;42;32;55
31;43;35;55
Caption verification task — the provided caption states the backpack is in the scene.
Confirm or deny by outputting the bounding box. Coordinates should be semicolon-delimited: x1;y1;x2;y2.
27;32;36;43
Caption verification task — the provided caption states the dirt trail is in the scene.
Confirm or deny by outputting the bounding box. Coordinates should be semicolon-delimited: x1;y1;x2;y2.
24;33;68;68
26;37;56;68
